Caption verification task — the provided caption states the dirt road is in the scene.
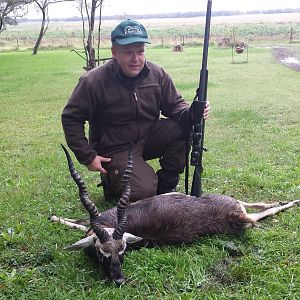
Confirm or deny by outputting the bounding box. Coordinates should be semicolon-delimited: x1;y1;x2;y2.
273;46;300;72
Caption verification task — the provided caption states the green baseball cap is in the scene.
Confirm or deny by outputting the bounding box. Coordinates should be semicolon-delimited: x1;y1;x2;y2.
111;19;151;45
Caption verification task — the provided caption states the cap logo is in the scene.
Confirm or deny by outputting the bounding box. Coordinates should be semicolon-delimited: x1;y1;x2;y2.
124;26;143;36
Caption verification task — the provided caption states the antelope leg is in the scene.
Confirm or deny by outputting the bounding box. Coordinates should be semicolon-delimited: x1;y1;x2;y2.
238;201;282;211
49;215;89;232
247;200;300;222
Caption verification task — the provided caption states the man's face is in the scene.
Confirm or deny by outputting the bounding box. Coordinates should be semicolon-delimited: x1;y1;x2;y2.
111;43;146;77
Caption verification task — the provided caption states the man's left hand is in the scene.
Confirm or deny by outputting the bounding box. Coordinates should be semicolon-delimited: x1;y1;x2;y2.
204;100;211;120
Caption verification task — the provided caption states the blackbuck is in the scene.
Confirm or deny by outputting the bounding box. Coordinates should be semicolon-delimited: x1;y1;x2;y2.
50;145;299;285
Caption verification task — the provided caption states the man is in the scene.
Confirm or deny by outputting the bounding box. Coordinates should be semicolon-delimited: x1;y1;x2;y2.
62;19;210;201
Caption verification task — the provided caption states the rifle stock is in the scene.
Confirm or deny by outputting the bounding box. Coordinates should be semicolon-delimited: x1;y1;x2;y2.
190;0;212;197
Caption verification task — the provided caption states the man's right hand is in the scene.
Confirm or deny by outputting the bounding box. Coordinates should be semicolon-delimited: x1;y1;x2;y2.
87;155;111;174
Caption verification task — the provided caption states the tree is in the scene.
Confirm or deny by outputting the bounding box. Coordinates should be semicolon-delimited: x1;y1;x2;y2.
0;0;31;33
74;0;104;70
32;0;74;55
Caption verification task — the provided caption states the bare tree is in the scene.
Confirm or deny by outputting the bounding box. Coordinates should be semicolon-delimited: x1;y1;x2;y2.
74;0;104;70
32;0;74;55
0;0;31;33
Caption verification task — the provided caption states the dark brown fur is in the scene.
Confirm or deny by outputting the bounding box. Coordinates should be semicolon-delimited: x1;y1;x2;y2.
97;193;254;244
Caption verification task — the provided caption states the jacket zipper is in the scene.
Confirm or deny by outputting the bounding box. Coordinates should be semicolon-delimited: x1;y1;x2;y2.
133;91;140;142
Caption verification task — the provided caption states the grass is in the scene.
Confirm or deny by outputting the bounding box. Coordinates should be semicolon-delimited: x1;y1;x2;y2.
0;44;299;299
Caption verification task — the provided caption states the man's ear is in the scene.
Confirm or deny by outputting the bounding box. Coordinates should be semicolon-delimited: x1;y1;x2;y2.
111;45;117;59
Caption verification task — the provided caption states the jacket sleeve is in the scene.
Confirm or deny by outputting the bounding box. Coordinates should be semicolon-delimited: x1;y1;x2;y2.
61;76;98;165
159;69;192;131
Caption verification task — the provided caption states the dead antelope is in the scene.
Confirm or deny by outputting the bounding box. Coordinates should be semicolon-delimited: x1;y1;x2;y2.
50;145;299;285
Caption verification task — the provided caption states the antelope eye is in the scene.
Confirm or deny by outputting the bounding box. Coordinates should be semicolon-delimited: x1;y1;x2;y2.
118;245;126;255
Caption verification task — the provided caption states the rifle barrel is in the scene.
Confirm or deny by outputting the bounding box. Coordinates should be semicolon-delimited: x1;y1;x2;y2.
198;0;212;102
190;0;212;197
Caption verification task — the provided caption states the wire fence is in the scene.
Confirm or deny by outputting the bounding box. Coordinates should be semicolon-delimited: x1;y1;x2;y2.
0;23;299;51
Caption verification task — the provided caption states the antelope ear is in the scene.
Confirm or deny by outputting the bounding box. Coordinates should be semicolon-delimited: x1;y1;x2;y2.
124;232;143;244
63;235;95;251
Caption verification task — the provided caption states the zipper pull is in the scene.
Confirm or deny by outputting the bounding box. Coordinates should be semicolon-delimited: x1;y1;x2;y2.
133;91;138;102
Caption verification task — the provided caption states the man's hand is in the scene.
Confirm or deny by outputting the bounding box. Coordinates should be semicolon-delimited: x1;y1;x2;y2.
87;155;111;174
203;100;211;120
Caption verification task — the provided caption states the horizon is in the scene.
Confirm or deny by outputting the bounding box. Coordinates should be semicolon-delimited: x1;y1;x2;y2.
26;0;300;20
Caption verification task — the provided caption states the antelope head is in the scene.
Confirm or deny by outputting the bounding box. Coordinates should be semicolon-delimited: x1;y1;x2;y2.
61;145;142;285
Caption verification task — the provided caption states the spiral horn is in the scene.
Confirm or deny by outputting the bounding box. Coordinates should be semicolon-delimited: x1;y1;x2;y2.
61;144;109;243
112;146;133;240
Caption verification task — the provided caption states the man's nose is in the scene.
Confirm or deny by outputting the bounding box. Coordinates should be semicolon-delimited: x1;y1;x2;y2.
131;53;138;61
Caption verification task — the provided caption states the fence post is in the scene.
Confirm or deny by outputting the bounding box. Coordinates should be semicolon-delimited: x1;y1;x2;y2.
289;27;293;43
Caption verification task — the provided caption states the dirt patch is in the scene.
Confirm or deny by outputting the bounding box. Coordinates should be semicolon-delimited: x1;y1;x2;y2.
273;46;300;72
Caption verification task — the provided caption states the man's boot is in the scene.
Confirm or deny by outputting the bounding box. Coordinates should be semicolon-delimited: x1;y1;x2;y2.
156;169;179;195
99;174;119;201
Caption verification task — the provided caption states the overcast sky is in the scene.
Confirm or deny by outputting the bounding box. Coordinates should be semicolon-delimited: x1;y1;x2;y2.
27;0;300;19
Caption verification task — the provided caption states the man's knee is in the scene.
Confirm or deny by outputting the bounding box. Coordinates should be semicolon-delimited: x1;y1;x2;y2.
130;181;157;201
102;150;158;202
130;158;158;201
156;118;186;142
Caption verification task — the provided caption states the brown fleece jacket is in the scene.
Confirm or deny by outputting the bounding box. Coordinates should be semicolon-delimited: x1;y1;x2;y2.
62;59;191;165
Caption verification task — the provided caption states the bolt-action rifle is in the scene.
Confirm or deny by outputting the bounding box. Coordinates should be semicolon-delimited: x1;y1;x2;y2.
189;0;212;197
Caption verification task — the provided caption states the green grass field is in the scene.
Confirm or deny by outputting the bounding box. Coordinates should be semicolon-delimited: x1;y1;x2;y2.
0;45;299;299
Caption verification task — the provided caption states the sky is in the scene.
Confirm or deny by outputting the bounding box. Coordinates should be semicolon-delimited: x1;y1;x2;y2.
27;0;300;19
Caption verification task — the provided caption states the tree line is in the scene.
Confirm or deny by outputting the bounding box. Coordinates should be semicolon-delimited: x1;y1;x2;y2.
20;8;300;23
